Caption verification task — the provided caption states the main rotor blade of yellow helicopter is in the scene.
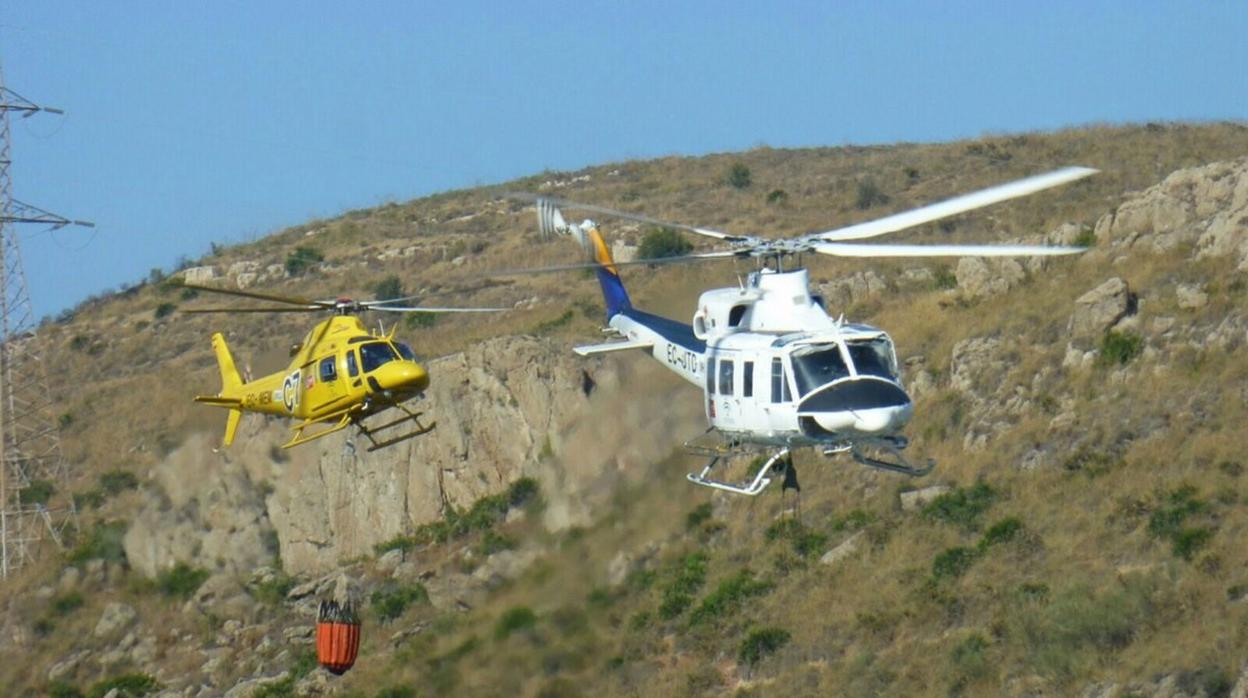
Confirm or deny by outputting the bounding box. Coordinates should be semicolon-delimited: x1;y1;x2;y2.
369;306;508;313
177;281;330;308
180;306;325;313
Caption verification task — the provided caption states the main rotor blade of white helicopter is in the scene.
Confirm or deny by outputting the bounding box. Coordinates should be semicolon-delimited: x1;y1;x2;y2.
512;194;756;243
812;166;1097;242
812;242;1086;258
488;250;743;276
368;306;508;313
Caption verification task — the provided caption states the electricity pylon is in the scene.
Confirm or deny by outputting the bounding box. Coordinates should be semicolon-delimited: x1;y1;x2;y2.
0;63;92;578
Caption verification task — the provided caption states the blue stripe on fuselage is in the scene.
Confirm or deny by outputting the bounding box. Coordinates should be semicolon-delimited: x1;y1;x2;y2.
619;308;705;353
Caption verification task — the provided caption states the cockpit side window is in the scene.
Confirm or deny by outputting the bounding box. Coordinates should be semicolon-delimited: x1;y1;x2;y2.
346;350;359;378
360;342;399;373
846;338;898;379
791;346;849;396
395;342;417;361
706;357;717;395
770;357;791;403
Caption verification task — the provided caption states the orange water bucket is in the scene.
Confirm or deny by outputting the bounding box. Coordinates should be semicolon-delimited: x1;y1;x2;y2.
316;600;361;675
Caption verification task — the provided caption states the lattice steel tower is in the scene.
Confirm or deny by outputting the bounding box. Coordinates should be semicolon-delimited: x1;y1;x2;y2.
0;63;92;578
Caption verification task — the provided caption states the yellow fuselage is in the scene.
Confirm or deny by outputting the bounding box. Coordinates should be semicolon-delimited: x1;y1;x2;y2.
196;315;430;445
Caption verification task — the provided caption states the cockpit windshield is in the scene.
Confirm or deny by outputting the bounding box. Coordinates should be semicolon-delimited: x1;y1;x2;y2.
395;342;417;361
791;346;849;396
360;342;400;372
846;338;897;379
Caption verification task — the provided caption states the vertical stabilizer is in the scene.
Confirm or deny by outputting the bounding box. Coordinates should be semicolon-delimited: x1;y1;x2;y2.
211;332;243;392
536;199;632;321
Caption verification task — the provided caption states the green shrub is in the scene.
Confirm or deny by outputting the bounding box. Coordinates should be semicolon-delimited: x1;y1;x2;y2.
856;179;890;209
932;546;980;580
99;470;140;495
685;502;713;531
688;570;774;626
738;626;790;666
831;509;874;532
978;517;1024;550
156;562;209;599
376;687;417;698
1147;485;1216;560
951;633;990;681
372;275;405;303
1012;581;1152;680
478;529;516;555
47;682;84;698
507;477;540;507
405;312;437;329
251;571;295;606
637;227;693;260
87;673;160;698
1073;228;1097;247
1172;526;1214;561
1176;666;1234;698
1148;485;1205;539
68;521;128;565
371;583;429;623
933;266;958;290
922;482;997;530
374;535;419;556
726;162;752;189
410;478;539;547
153;302;176;319
1097;330;1143;367
534;309;575;334
73;490;106;510
51;591;85;616
18;478;55;505
764;518;828;559
284;246;324;276
765;188;788;204
658;552;709;619
495;606;538;640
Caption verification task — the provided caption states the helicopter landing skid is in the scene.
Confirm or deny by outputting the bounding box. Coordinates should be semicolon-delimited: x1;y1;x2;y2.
686;448;792;496
849;437;934;477
356;403;436;452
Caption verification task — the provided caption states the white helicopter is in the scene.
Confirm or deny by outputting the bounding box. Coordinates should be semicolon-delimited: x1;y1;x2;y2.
519;167;1095;495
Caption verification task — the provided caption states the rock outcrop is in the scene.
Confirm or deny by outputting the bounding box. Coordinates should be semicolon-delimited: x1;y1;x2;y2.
125;335;701;576
1095;157;1248;268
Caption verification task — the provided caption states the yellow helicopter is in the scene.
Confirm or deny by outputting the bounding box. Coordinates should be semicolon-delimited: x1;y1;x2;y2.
180;282;503;451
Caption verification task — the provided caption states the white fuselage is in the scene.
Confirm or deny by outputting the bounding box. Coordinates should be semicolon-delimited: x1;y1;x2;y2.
608;268;913;447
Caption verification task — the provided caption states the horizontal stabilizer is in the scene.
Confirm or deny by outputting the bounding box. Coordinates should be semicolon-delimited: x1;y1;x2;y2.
573;340;653;356
195;395;243;407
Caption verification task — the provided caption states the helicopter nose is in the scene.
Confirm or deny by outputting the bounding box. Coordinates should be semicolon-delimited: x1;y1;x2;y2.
371;361;430;394
797;378;912;435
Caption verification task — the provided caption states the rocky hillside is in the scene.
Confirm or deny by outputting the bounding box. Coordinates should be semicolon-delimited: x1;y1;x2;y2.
2;123;1248;697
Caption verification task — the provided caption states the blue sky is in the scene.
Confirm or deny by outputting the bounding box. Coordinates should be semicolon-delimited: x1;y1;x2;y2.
2;2;1246;319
